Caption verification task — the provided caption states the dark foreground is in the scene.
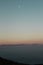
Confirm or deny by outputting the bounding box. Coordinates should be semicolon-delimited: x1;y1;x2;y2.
0;57;43;65
0;57;29;65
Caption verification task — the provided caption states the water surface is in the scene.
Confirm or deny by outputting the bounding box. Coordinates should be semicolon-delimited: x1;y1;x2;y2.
0;45;43;64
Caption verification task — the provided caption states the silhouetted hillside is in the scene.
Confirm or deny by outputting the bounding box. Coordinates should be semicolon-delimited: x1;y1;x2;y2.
0;57;43;65
0;57;29;65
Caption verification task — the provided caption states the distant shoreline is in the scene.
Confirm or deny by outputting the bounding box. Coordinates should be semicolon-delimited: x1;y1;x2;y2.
0;43;43;46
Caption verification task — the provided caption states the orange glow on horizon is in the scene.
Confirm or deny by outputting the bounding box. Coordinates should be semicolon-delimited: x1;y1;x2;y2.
0;39;43;45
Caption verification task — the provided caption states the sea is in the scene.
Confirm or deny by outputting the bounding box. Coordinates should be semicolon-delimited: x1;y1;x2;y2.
0;44;43;64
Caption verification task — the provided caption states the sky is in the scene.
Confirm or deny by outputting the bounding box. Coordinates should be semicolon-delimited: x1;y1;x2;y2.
0;0;43;45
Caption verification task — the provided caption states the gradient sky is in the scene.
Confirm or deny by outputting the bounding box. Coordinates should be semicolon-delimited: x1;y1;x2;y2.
0;0;43;44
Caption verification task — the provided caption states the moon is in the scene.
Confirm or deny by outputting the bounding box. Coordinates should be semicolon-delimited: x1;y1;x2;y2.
18;5;21;8
18;0;23;9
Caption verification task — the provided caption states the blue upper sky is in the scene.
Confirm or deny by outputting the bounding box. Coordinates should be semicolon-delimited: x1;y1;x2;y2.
0;0;43;44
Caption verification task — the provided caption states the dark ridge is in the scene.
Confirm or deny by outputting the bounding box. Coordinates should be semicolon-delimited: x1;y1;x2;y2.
0;57;29;65
0;57;43;65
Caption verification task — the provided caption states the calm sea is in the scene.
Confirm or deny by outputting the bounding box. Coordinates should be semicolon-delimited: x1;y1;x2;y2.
0;44;43;64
